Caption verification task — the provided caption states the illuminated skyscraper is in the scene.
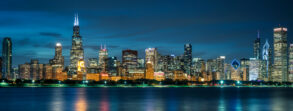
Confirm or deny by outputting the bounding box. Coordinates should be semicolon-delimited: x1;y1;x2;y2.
262;40;272;81
107;57;118;76
183;44;192;75
50;43;65;79
145;48;158;70
254;31;261;59
145;62;154;80
240;58;249;81
50;43;64;68
273;26;288;82
2;37;12;79
249;58;261;81
98;45;108;71
289;44;293;82
69;14;84;75
122;49;138;70
87;58;98;73
216;56;225;80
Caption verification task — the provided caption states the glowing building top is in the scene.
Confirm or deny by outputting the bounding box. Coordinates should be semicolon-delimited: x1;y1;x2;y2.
74;13;79;26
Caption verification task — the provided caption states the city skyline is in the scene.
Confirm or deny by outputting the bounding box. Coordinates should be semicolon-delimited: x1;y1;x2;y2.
0;0;293;67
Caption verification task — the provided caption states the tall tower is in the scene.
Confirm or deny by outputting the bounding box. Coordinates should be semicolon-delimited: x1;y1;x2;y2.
262;40;272;80
184;44;192;75
98;44;108;72
289;44;293;82
254;31;261;59
69;14;84;75
50;43;64;67
273;26;288;82
2;37;12;79
145;48;158;71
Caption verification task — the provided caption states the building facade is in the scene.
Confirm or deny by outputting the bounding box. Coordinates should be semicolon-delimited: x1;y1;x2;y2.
254;31;261;59
273;27;288;82
183;44;192;75
289;44;293;82
2;37;12;79
69;14;84;75
98;45;108;71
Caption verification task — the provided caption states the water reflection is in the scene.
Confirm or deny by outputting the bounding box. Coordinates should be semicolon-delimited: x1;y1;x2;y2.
75;88;87;111
100;88;109;111
51;88;64;111
0;88;291;111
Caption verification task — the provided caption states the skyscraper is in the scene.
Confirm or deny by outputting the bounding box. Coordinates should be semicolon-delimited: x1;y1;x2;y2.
50;43;64;68
184;44;192;75
2;37;12;79
289;44;293;82
273;26;288;82
69;14;84;75
107;57;118;76
262;40;272;81
122;49;138;70
216;56;225;80
50;43;65;79
145;48;158;71
98;45;108;72
254;31;261;59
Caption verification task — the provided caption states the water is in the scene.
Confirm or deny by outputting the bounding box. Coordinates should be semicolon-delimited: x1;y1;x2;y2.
0;87;292;111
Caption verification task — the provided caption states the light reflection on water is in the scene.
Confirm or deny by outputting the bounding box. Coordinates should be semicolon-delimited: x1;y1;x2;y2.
0;87;292;111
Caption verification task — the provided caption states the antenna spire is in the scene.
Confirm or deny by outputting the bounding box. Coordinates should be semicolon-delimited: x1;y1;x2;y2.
74;13;79;26
257;30;260;39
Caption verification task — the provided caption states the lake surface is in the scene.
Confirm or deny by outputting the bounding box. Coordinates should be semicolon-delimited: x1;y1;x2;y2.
0;87;292;111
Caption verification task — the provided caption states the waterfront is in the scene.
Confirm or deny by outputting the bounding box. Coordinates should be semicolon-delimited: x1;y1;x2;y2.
0;87;292;111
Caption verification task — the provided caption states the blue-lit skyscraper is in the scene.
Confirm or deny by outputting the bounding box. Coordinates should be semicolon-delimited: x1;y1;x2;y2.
2;37;12;79
262;39;272;80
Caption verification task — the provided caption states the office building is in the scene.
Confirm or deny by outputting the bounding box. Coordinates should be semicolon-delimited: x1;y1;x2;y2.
272;26;288;82
2;37;12;79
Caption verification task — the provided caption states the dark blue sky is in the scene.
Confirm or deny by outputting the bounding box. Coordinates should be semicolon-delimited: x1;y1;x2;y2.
0;0;293;67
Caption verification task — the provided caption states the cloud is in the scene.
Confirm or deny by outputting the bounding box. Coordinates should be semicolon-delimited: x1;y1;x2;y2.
39;32;62;38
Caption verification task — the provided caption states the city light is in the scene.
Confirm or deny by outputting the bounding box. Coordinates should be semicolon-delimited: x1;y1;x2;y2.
220;80;224;84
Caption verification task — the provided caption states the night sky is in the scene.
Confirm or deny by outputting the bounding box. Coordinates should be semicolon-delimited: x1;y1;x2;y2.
0;0;293;67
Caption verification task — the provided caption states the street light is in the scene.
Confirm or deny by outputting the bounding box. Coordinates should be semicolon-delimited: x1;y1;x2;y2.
237;81;241;84
220;80;224;85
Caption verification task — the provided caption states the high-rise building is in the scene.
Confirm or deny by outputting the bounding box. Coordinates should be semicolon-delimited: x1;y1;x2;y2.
98;45;108;71
50;43;64;68
249;58;261;81
183;44;192;75
273;26;288;82
216;56;225;80
145;48;158;71
122;49;138;71
240;58;249;81
137;58;145;68
231;59;241;81
192;58;203;77
254;31;261;59
262;40;272;81
145;62;154;80
50;43;64;79
69;14;84;75
30;59;44;80
87;58;98;73
289;44;293;82
19;63;30;80
107;57;118;76
44;64;53;80
2;37;12;79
